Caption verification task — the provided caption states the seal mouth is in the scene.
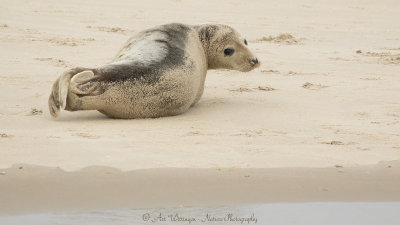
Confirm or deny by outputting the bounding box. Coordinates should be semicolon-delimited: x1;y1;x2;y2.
240;62;260;72
252;62;261;68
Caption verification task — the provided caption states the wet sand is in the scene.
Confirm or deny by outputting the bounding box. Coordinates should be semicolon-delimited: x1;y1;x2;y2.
2;203;400;225
1;161;399;215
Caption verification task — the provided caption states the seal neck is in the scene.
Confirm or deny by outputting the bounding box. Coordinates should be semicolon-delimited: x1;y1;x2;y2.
193;24;219;70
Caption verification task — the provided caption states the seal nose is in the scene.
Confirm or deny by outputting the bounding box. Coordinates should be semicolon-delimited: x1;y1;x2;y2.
251;58;259;65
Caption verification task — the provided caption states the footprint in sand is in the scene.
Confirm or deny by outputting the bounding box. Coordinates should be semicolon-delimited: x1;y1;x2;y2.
0;133;12;138
386;113;399;118
229;86;276;92
356;112;370;118
322;141;357;145
356;50;400;65
261;69;280;74
73;132;100;139
185;131;202;136
360;77;381;81
302;82;328;90
184;131;224;137
257;86;276;91
31;37;95;47
34;57;72;68
256;33;304;45
28;108;43;116
329;57;353;62
86;26;134;34
229;87;253;92
322;141;345;145
232;129;264;137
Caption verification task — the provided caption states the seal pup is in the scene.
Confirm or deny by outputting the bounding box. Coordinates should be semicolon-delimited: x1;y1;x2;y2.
49;23;260;119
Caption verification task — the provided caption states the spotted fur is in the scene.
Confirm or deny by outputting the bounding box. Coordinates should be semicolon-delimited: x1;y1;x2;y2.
48;23;259;119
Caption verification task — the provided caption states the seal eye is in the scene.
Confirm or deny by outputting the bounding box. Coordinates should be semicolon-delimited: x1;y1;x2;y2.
244;39;248;45
224;48;235;56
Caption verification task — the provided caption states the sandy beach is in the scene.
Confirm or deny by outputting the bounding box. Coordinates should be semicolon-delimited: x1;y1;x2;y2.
0;0;399;215
1;162;400;215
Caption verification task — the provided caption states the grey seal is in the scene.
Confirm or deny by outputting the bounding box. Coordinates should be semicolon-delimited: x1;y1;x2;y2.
48;23;260;119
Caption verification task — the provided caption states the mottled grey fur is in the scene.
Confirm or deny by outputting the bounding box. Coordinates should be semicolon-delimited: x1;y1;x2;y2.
48;23;259;119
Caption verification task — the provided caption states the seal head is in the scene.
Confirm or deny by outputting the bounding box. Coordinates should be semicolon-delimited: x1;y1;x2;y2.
196;24;260;72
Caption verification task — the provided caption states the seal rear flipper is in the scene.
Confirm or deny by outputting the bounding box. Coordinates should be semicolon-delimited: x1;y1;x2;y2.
48;73;74;118
63;70;106;112
48;76;62;118
70;70;104;96
48;67;90;118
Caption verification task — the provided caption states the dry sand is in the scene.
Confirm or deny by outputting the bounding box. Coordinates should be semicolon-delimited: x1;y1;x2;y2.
0;0;400;214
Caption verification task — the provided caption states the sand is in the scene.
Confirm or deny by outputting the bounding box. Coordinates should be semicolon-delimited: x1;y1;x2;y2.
0;0;399;214
1;162;400;215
